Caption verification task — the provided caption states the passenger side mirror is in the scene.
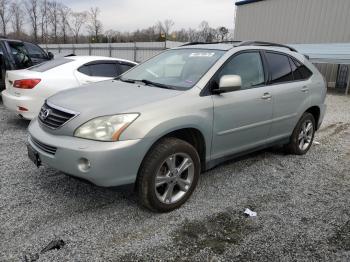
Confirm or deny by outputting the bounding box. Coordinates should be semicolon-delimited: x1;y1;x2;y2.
215;75;241;94
47;52;54;60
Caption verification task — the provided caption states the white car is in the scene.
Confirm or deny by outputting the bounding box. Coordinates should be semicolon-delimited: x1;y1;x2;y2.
1;56;137;119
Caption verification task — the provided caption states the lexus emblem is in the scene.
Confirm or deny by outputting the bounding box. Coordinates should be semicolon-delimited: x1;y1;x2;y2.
40;108;51;120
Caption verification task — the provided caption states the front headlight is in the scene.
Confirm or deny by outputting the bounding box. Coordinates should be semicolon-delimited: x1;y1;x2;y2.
74;113;139;141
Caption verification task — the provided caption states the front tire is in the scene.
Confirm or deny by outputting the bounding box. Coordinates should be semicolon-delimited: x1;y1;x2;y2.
285;112;315;155
136;137;200;212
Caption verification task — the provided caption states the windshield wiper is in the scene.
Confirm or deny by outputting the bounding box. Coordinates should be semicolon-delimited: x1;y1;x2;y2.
138;79;174;90
115;77;136;83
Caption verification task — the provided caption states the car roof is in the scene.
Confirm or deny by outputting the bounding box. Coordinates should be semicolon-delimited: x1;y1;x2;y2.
67;56;137;64
175;41;299;53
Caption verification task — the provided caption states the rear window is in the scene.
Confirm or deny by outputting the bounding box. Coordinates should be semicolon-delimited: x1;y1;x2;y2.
29;58;73;72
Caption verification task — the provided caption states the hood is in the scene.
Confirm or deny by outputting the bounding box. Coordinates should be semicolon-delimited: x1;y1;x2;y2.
47;79;182;117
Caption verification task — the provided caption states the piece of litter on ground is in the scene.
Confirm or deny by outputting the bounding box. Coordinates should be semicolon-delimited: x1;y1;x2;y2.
313;141;320;145
244;208;257;217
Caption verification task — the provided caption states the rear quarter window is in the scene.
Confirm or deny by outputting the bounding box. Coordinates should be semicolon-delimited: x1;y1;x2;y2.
29;58;73;72
265;52;293;84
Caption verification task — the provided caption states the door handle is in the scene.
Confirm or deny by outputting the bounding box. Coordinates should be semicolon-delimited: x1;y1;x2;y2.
301;86;309;93
261;92;272;100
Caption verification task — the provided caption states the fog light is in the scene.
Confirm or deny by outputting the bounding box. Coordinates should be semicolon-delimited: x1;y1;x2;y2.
78;158;91;172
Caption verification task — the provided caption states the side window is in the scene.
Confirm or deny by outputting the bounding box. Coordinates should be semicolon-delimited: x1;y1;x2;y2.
292;59;313;79
265;52;293;84
117;63;134;75
78;62;118;78
78;65;91;76
216;52;265;90
289;57;303;80
24;42;47;59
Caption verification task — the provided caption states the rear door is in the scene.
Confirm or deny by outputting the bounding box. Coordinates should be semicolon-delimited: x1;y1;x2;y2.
264;51;312;140
211;51;273;160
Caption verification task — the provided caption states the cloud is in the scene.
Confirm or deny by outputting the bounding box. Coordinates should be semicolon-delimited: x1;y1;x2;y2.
63;0;235;32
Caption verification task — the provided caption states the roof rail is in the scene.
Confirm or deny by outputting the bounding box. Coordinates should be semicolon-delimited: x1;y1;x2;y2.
181;41;242;47
238;41;298;52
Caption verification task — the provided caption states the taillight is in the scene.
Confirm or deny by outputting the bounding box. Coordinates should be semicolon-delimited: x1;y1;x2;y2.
13;79;41;89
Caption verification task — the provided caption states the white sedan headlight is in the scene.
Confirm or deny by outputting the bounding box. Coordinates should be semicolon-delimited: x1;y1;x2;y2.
74;114;139;141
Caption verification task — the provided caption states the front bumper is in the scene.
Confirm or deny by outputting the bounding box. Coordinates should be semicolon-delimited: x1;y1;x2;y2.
28;119;152;187
1;90;43;120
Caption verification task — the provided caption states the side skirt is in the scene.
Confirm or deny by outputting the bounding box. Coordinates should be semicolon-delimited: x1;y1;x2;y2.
205;137;290;171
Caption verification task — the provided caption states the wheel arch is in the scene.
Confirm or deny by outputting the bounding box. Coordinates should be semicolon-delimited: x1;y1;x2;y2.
305;106;320;130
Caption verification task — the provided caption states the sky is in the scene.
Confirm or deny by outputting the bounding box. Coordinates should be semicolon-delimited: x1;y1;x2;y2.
61;0;236;32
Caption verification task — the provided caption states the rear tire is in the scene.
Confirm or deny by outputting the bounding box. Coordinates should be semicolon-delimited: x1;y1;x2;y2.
285;112;315;155
136;137;200;212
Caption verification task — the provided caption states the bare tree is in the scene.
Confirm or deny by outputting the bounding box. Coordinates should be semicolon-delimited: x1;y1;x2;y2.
48;0;59;43
59;4;71;43
70;11;87;44
156;19;175;40
11;2;25;38
0;0;11;36
40;0;49;44
87;7;102;42
24;0;41;43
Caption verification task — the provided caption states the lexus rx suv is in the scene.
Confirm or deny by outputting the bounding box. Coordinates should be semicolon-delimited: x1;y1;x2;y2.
27;41;327;212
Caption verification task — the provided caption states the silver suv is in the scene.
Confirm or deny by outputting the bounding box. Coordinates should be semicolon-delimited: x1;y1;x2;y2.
27;41;327;212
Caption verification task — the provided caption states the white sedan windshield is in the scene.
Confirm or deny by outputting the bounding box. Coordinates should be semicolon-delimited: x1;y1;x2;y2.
121;49;225;90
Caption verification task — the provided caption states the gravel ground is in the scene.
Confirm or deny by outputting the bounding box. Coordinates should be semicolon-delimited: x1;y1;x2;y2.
0;94;349;261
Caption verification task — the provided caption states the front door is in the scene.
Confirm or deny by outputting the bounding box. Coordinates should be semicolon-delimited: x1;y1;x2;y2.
211;51;273;160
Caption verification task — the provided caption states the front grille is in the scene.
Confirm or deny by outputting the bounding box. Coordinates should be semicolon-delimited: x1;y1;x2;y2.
30;136;57;155
39;102;76;129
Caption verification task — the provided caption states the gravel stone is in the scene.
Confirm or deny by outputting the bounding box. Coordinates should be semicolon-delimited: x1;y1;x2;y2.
0;94;349;261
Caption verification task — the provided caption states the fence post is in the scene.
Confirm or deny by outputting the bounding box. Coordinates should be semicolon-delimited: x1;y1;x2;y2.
58;44;61;54
72;44;75;55
109;44;112;57
133;42;137;62
88;43;92;56
345;65;350;95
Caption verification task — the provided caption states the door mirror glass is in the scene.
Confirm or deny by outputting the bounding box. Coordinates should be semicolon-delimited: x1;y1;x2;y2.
218;75;241;93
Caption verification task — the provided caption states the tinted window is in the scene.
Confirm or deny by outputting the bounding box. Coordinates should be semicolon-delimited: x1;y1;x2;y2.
217;52;265;90
24;43;48;59
118;64;134;74
83;63;118;77
292;59;313;79
29;58;73;72
78;65;91;75
265;52;293;84
8;41;32;69
289;58;303;80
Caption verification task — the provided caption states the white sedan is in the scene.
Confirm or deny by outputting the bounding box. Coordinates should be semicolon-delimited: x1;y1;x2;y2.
1;56;137;119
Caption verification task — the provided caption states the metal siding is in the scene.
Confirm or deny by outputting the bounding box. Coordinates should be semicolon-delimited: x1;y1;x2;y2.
234;0;350;44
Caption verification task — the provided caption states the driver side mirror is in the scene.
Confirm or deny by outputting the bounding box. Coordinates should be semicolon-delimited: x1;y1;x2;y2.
47;52;54;60
214;75;242;94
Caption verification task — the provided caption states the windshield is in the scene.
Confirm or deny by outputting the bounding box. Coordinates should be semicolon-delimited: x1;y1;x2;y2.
8;41;32;69
121;48;225;90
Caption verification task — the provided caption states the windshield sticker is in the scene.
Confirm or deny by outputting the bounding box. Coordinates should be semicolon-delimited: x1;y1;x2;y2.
189;52;215;57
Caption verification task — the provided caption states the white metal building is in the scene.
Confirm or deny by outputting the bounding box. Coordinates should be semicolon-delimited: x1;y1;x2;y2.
234;0;350;94
234;0;350;44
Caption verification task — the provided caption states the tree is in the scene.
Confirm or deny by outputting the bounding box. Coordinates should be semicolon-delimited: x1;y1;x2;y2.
10;2;25;38
0;0;11;36
40;0;49;44
87;7;102;42
156;19;175;40
218;26;229;41
48;0;59;43
24;0;41;43
59;4;71;43
70;11;87;44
